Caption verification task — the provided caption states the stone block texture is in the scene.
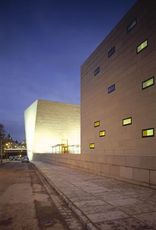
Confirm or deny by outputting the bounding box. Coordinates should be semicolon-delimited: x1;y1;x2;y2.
81;0;156;157
33;153;156;186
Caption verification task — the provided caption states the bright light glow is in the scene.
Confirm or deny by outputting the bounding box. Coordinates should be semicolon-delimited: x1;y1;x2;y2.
137;40;148;53
24;100;38;160
24;100;80;160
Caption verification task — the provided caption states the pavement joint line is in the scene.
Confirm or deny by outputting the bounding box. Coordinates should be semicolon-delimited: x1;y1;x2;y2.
33;161;156;229
55;163;156;190
31;164;84;230
32;162;99;230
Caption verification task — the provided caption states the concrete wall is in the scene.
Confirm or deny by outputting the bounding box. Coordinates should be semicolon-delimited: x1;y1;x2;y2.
33;153;156;187
24;101;38;160
81;0;156;156
24;99;80;160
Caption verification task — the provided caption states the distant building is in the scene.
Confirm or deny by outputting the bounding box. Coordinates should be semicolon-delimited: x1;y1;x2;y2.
24;100;80;160
81;0;156;157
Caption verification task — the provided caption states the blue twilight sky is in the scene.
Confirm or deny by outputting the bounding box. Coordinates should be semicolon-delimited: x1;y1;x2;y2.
0;0;136;141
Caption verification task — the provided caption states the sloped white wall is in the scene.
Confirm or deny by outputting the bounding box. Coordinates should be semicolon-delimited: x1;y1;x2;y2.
24;99;80;159
24;100;38;160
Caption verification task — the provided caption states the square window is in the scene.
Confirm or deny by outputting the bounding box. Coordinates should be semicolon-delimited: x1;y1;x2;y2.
108;84;115;94
142;128;154;137
94;66;100;76
89;143;95;149
99;130;106;137
127;18;137;33
108;46;115;58
122;117;132;126
94;121;100;127
142;76;155;89
137;40;148;53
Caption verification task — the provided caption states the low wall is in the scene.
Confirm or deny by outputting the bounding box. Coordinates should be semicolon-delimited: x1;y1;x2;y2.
33;153;156;187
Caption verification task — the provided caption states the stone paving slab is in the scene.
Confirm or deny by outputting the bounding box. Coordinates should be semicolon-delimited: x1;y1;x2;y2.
33;161;156;230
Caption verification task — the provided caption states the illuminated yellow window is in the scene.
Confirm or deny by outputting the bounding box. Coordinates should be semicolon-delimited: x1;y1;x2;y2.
99;130;106;137
142;128;154;137
142;76;154;89
137;40;148;53
122;117;132;126
89;143;95;149
94;121;100;127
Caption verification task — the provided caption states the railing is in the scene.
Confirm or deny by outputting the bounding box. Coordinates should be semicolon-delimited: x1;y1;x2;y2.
51;144;80;154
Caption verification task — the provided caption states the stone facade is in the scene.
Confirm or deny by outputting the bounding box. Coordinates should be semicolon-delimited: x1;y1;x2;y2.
24;100;80;160
33;153;156;187
81;0;156;157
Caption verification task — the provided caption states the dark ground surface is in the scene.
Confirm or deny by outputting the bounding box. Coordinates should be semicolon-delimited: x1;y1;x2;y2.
0;162;84;230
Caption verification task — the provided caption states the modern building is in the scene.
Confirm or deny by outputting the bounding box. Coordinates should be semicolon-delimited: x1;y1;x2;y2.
81;0;156;157
24;99;80;160
31;0;156;185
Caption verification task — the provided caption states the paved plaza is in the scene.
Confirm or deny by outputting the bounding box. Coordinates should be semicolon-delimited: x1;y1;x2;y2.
33;161;156;230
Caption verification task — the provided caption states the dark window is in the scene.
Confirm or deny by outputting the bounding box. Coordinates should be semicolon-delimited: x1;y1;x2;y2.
94;66;100;76
108;46;115;58
108;84;115;94
127;18;137;33
142;76;155;90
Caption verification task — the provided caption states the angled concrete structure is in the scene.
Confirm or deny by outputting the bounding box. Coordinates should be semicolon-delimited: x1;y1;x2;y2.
24;100;80;160
81;0;156;157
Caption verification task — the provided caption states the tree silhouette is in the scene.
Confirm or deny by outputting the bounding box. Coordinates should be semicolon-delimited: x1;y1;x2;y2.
0;123;5;139
0;123;5;162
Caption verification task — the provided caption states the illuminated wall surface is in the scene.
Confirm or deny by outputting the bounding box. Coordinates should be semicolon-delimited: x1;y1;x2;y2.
24;100;80;160
81;0;156;156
